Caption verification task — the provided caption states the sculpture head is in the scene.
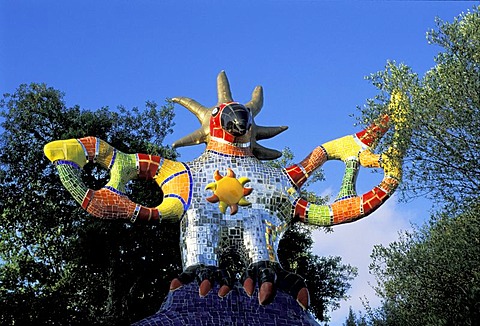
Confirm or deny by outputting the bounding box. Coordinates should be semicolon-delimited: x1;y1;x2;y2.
210;102;252;143
171;71;288;160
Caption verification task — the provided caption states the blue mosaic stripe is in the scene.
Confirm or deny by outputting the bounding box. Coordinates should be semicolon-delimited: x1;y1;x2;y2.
281;168;297;189
335;194;358;202
94;137;100;162
182;162;193;209
160;169;187;187
353;133;370;150
207;150;254;159
164;193;187;208
131;204;141;223
157;157;165;176
76;139;89;162
104;185;126;196
55;160;81;169
108;148;117;170
305;202;311;220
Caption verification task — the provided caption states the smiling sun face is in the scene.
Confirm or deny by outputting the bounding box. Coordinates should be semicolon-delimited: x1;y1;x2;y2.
205;168;253;215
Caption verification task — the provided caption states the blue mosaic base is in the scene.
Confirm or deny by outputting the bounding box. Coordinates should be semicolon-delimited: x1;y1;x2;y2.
132;282;319;326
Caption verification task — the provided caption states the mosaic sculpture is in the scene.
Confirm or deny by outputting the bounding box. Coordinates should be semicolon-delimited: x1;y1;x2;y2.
44;71;408;316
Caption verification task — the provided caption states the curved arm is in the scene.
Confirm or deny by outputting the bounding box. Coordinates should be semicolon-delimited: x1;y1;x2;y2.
290;92;409;226
284;114;390;189
44;137;189;223
292;150;400;226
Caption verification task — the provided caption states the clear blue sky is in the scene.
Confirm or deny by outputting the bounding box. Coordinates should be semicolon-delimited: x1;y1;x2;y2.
1;1;476;324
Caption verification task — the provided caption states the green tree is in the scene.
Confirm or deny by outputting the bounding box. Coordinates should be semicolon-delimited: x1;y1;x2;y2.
279;224;358;322
361;6;480;212
368;204;480;325
358;7;480;326
344;307;368;326
0;83;181;325
345;307;357;326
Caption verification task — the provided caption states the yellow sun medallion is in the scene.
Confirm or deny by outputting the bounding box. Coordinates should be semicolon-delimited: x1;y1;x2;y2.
205;168;253;215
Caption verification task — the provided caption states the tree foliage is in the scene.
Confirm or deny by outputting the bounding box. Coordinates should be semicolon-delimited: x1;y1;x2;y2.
0;84;357;324
278;223;358;322
354;6;480;326
360;6;480;212
0;83;181;325
368;204;480;326
344;307;368;326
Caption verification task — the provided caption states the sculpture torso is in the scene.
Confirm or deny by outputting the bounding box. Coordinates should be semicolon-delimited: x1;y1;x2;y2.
180;144;296;269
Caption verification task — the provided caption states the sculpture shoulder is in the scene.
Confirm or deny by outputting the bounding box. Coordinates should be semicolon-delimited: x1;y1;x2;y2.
187;153;288;184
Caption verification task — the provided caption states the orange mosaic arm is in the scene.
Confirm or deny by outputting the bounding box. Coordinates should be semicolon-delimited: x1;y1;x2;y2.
291;135;401;227
284;115;389;189
293;174;399;227
44;137;188;223
291;92;410;227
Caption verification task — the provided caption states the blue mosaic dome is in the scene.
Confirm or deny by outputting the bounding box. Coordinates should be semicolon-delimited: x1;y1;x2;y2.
133;282;320;326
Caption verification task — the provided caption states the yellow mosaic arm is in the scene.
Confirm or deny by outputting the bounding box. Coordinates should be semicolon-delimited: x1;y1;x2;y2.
290;91;410;226
44;137;191;222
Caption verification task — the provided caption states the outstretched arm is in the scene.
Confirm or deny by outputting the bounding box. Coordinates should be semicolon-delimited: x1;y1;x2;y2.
44;136;188;222
284;113;390;189
291;92;410;226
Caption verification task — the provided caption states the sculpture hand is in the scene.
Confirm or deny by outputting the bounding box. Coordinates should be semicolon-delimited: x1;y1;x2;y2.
241;261;309;309
169;264;234;298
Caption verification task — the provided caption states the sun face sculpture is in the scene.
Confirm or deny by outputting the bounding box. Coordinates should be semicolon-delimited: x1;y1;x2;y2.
205;168;253;215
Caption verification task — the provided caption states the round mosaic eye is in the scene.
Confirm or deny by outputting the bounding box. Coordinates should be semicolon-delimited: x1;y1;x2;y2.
212;107;220;117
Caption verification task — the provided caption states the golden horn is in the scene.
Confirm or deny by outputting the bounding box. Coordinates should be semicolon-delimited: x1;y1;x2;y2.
245;86;263;117
217;71;234;104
